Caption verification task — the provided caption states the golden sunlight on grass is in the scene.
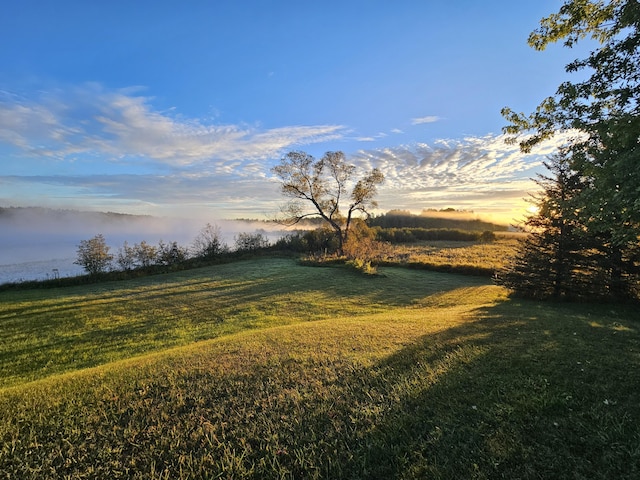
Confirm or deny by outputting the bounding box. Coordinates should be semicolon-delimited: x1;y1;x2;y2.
1;256;638;479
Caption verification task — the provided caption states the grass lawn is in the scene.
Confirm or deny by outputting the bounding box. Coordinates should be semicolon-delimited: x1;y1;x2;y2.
0;257;639;479
0;258;488;388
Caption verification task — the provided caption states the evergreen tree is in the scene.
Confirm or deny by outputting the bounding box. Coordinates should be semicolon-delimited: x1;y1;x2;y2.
502;0;640;301
500;152;590;300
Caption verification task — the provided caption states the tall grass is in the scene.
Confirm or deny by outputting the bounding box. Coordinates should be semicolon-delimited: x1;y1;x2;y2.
384;237;521;276
1;257;638;479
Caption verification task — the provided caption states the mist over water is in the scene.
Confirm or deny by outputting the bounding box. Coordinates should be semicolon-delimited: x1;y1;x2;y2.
0;209;293;284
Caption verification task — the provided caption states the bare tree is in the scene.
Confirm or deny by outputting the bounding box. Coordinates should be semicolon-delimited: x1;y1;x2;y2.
271;150;384;253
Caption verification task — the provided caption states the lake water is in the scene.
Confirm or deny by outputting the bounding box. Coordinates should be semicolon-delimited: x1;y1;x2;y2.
0;257;84;284
0;217;295;285
0;235;85;284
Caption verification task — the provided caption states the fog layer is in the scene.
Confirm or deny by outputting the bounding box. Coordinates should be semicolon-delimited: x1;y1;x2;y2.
0;208;293;283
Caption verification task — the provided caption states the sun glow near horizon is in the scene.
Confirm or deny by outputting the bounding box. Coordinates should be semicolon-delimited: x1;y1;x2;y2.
0;3;574;225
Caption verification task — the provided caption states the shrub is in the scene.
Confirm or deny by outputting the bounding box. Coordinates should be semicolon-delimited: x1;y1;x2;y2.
479;230;497;243
192;223;227;259
302;227;341;255
375;228;482;243
234;232;270;252
116;241;136;271
157;240;188;266
74;234;113;275
134;241;157;267
346;258;378;275
343;221;393;274
273;232;308;252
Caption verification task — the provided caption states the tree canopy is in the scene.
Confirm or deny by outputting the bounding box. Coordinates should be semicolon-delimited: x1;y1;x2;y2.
500;0;640;301
75;234;113;275
503;1;640;150
271;150;384;253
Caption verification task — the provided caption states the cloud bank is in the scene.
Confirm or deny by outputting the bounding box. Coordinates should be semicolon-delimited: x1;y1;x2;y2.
0;85;345;167
350;132;573;223
0;85;572;223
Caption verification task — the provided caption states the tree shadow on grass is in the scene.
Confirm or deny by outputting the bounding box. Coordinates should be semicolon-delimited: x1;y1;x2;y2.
2;294;639;479
0;258;491;387
336;299;640;479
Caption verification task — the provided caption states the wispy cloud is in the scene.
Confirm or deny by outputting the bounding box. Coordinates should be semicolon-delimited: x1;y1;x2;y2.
0;85;346;167
0;85;575;223
351;132;574;223
352;133;572;188
411;115;440;125
354;132;388;142
1;130;573;222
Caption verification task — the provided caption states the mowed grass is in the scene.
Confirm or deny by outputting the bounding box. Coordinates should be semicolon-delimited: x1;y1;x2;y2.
0;258;489;388
1;258;639;479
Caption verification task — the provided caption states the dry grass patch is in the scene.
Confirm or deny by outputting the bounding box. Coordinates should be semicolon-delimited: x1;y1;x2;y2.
386;237;520;275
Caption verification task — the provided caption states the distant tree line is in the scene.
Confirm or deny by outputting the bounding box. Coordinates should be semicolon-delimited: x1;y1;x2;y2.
369;210;507;232
0;206;151;222
374;227;496;243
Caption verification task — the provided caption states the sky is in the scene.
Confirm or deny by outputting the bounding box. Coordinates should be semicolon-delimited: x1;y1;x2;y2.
0;1;593;225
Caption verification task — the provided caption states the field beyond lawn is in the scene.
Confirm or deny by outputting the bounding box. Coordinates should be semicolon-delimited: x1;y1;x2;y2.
0;258;639;479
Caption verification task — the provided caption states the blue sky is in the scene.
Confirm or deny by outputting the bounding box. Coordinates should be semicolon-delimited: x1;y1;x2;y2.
0;1;590;224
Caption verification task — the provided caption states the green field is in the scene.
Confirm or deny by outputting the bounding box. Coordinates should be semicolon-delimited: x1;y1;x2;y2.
1;258;639;478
